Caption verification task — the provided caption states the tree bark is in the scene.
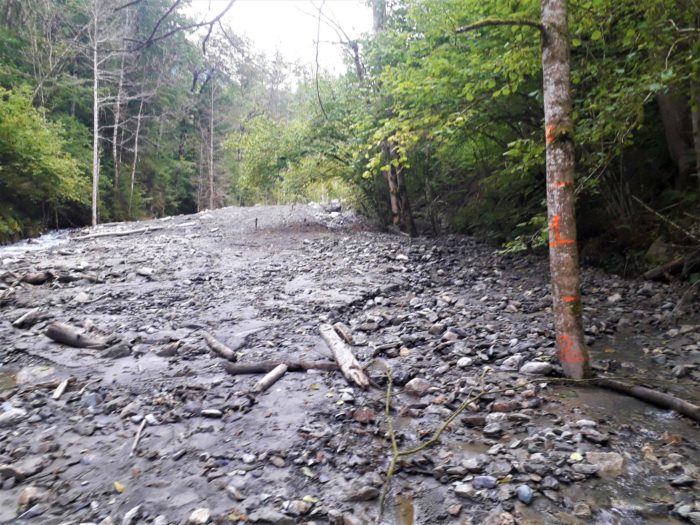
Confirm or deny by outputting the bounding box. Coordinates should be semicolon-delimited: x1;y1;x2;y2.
112;49;126;194
91;1;99;227
541;0;590;379
691;80;700;191
657;91;693;188
128;97;144;217
209;84;215;210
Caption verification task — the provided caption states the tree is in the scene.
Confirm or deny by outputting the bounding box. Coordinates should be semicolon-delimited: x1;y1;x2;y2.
457;0;590;379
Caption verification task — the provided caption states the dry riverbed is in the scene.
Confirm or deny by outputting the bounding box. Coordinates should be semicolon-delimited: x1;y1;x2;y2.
0;204;699;525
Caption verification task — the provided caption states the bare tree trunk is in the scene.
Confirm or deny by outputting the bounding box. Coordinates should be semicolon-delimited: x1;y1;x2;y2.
658;91;693;188
691;81;700;191
128;97;144;217
112;50;125;193
541;0;590;379
208;85;215;210
91;2;99;227
383;144;400;226
397;168;417;236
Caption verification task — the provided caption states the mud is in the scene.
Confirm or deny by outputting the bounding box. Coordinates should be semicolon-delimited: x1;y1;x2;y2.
0;204;698;525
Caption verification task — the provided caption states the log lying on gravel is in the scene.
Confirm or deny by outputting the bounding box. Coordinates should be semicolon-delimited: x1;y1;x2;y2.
12;308;44;329
253;364;288;392
319;323;369;389
222;360;338;375
203;332;237;361
73;225;165;240
594;378;700;423
46;322;109;349
643;257;686;280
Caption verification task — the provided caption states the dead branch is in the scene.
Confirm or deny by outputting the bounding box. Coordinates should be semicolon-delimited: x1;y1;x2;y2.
46;322;109;349
253;364;288;392
203;332;237;361
222;360;338;375
73;225;165;240
633;195;700;244
643;257;687;280
319;323;369;389
456;18;545;35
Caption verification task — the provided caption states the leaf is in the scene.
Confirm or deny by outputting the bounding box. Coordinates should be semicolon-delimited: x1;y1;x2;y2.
113;481;125;493
570;452;583;462
572;38;582;48
302;495;319;503
591;30;603;41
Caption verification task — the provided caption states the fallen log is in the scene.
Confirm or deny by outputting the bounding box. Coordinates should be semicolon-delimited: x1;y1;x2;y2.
333;322;354;344
21;271;54;285
593;378;700;423
46;322;109;349
73;225;165;240
222;360;338;375
253;364;288;392
319;323;369;389
203;332;237;361
643;257;686;280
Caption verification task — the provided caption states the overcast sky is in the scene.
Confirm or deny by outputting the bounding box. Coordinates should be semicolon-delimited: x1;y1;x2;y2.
186;0;373;73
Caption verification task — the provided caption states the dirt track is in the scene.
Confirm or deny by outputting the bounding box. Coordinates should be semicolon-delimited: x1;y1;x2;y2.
0;205;699;525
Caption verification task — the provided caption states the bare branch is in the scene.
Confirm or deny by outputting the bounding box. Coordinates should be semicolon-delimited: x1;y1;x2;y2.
114;0;142;12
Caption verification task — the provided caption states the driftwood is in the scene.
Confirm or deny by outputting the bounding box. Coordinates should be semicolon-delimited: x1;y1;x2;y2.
21;271;54;285
594;378;700;423
643;257;686;280
73;225;165;241
52;378;70;400
222;360;338;375
319;323;369;389
46;322;109;349
333;322;354;344
12;308;43;329
253;364;288;392
203;332;237;361
130;418;147;457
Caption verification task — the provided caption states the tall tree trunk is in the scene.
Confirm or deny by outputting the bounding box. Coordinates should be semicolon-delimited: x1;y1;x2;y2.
657;91;693;188
112;51;125;194
128;97;144;217
691;81;700;191
91;3;99;227
397;169;417;236
208;85;215;210
383;144;400;225
541;0;590;379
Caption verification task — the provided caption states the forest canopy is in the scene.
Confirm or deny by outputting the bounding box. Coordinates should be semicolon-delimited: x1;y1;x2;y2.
0;0;698;277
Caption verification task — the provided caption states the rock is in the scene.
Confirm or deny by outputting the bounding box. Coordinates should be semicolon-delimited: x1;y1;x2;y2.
607;293;622;303
16;366;55;385
121;505;141;525
102;341;131;358
269;456;286;468
516;485;534;505
457;357;473;368
286;500;312;515
73;291;90;303
573;502;592;518
347;485;379;501
519;362;552;375
447;503;462;516
580;427;609;444
352;407;376;424
404;377;431;397
0;456;47;481
500;355;524;370
248;508;295;524
188;508;211;524
201;409;223;418
472;476;498;490
586;451;625;477
454;483;476;498
18;486;44;506
483;423;503;436
0;405;27;428
429;323;446;335
483;511;515;525
669;474;695;487
153;517;168;525
572;463;599;476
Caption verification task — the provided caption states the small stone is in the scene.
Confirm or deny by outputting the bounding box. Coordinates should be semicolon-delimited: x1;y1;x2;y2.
575;419;596;427
18;486;44;506
516;485;534;505
447;504;462;516
287;500;312;516
585;452;624;477
404;378;431;397
270;456;286;468
121;505;141;525
472;476;498;489
352;407;376;424
201;409;223;418
483;423;503;436
0;406;27;428
241;453;256;464
188;508;211;524
248;508;295;524
429;323;446;335
73;292;90;303
669;474;695;487
607;293;622;302
572;463;599;476
454;483;476;498
347;485;379;501
457;357;473;368
573;502;592;518
519;362;552;375
500;355;524;370
153;517;168;525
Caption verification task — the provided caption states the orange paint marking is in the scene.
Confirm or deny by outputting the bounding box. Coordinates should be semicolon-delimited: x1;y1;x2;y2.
546;123;556;145
549;214;576;247
561;295;577;302
552;181;572;189
558;334;586;364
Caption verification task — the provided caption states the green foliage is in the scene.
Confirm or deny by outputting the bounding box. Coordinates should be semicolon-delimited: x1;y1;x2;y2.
0;87;88;240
